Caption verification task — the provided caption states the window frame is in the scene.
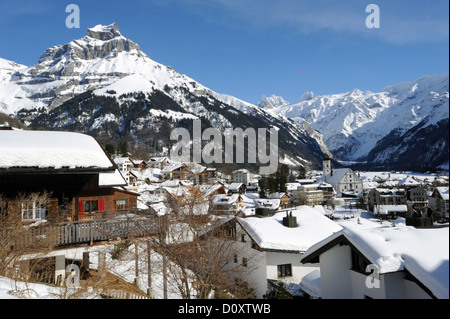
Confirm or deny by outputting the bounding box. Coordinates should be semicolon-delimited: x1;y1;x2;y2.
277;264;293;278
116;198;128;210
83;200;99;213
21;201;47;221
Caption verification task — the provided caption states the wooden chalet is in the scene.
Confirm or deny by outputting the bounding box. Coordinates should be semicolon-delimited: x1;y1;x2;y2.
0;130;139;223
161;163;190;180
268;192;291;208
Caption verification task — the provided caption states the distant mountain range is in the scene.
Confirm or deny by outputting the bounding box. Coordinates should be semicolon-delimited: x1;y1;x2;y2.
258;73;449;171
0;23;329;172
0;23;448;172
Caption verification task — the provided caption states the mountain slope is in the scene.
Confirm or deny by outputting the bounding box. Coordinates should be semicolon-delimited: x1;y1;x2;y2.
260;73;449;169
0;23;329;171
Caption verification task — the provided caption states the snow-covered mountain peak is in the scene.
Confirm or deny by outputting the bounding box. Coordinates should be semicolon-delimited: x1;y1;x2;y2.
264;72;449;161
86;23;122;40
257;95;290;109
300;91;315;101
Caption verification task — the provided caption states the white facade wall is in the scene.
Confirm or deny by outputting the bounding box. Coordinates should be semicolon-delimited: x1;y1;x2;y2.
320;244;353;299
233;171;249;185
266;251;319;287
318;244;433;299
232;224;321;298
336;171;363;194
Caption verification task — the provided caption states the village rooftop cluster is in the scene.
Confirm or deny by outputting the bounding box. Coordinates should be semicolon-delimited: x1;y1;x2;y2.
0;128;448;299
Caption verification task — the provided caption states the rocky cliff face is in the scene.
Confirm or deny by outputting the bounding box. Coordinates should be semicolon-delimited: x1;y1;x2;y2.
8;23;149;110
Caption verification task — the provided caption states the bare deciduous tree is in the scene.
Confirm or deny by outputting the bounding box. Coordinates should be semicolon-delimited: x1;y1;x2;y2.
139;191;259;299
0;192;62;295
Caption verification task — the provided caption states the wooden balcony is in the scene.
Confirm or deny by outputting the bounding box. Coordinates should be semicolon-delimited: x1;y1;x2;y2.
2;212;164;250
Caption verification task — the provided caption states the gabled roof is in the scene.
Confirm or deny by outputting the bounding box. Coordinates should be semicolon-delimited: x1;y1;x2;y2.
0;130;115;173
301;219;449;299
113;156;133;165
99;169;127;187
434;187;449;201
212;194;242;205
228;182;244;191
322;168;353;184
237;206;342;253
268;192;288;199
198;184;225;197
398;176;421;187
161;163;185;173
253;198;280;210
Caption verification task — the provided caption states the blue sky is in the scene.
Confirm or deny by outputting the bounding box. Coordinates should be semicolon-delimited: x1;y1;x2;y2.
0;0;448;104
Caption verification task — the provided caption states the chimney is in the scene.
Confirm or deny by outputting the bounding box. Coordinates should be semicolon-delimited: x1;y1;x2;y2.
283;211;297;228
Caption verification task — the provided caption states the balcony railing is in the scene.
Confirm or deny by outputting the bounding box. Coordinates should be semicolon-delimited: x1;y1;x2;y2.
2;212;164;249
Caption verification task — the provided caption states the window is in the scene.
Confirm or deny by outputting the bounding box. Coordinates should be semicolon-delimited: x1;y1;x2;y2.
79;200;105;214
116;199;127;210
84;201;98;213
351;248;371;274
277;264;292;277
22;202;47;221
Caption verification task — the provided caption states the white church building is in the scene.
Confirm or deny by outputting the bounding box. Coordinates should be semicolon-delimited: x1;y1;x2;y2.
320;156;363;197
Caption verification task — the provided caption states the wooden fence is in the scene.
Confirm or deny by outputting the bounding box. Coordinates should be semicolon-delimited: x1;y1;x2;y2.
101;290;150;299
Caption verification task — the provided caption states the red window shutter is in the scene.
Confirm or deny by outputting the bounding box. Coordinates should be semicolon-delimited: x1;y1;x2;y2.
98;200;105;212
78;201;84;213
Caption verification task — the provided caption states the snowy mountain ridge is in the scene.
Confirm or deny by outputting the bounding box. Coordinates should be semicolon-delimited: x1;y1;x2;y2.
259;73;449;164
0;23;330;170
1;23;447;171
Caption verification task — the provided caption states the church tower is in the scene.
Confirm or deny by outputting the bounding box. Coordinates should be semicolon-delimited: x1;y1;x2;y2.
323;155;332;177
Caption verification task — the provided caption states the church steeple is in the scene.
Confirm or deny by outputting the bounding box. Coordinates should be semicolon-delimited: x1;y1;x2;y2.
323;155;332;177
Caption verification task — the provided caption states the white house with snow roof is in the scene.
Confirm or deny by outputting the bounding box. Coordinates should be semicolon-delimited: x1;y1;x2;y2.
300;218;449;299
431;186;449;220
320;157;363;197
230;207;343;298
113;156;134;171
211;193;244;215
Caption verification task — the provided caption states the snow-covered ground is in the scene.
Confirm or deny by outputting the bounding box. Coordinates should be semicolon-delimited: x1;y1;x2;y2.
0;242;192;299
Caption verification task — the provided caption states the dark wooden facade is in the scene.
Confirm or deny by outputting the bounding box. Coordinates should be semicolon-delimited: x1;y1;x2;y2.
0;169;138;222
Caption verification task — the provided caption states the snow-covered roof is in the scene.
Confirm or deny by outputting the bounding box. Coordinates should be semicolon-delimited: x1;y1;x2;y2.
286;183;301;192
160;163;184;173
212;194;241;205
295;179;316;184
228;183;244;191
99;169;127;187
253;199;281;210
113;156;132;165
0;130;114;171
321;168;352;184
233;169;249;174
301;219;449;299
238;206;343;253
374;205;408;215
435;187;449;201
198;184;224;197
398;176;421;187
268;192;288;199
